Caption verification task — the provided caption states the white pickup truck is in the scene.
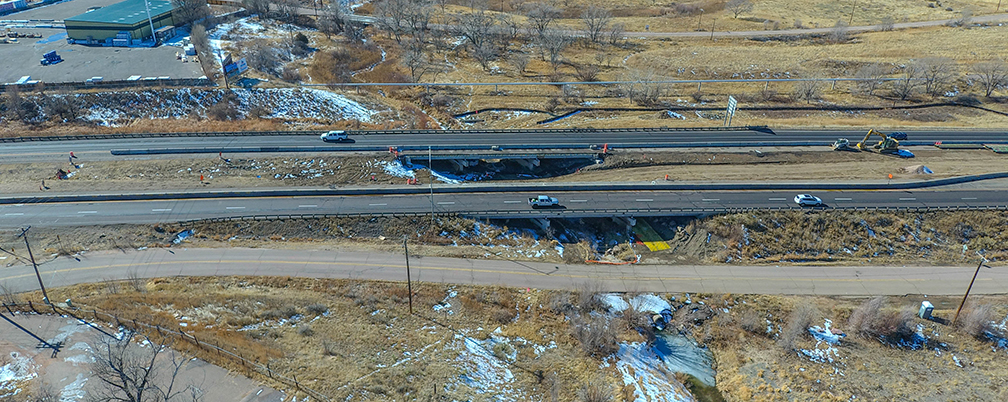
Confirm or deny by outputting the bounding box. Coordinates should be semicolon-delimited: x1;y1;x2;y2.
528;195;559;208
320;130;349;142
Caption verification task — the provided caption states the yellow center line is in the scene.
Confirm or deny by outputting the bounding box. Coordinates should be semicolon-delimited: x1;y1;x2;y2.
0;259;981;284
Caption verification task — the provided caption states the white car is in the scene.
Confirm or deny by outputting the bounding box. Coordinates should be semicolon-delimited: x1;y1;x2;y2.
794;194;823;207
320;130;348;142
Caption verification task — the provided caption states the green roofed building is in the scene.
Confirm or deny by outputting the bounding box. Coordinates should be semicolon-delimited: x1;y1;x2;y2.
65;0;176;45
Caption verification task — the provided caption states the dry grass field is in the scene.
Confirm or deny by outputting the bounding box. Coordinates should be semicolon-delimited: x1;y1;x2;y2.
7;278;1007;401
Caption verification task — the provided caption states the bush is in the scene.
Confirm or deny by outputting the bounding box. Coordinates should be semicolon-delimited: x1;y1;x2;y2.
848;297;917;342
848;297;886;338
207;101;240;121
739;310;765;334
957;303;995;338
297;325;314;337
778;303;819;350
570;314;618;357
306;303;328;315
261;306;298;320
577;281;604;312
578;383;614;402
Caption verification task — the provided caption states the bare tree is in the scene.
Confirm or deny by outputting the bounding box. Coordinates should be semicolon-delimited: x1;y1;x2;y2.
243;40;283;77
949;8;972;27
855;63;888;96
44;92;82;122
472;41;499;71
89;331;203;402
344;21;367;44
970;60;1008;97
404;0;434;48
890;63;922;101
916;57;956;98
374;0;410;43
540;28;571;72
3;86;40;124
242;0;270;18
525;2;560;39
498;14;521;42
793;79;822;104
404;44;430;81
455;9;498;52
508;51;530;74
725;0;753;18
170;0;209;26
580;6;611;45
608;22;625;46
318;3;346;40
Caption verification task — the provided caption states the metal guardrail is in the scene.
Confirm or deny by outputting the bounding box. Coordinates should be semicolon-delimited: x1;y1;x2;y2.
1;302;330;401
0;126;768;143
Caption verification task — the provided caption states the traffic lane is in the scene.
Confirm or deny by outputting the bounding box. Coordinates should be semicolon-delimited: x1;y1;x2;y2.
1;189;1005;228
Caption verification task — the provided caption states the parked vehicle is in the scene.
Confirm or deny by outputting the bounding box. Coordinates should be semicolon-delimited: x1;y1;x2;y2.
794;194;823;207
320;130;348;142
40;50;62;66
528;195;559;208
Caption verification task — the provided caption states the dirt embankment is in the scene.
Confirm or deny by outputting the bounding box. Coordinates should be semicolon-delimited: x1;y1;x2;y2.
6;149;1006;195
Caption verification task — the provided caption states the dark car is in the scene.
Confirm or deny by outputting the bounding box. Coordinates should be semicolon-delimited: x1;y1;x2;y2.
889;132;907;140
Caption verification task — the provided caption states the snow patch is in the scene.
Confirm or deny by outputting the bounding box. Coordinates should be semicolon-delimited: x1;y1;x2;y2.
59;373;87;402
600;294;629;313
0;352;37;398
613;343;693;402
629;294;672;314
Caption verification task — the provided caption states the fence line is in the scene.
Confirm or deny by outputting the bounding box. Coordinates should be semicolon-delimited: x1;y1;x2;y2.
1;302;331;401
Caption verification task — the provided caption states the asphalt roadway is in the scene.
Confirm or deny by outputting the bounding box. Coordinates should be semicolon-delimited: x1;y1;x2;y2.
1;247;1005;296
0;189;1005;227
1;128;1006;163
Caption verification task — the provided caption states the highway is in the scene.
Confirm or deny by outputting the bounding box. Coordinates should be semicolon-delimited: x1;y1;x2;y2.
1;128;1006;162
1;189;1004;227
2;247;1005;296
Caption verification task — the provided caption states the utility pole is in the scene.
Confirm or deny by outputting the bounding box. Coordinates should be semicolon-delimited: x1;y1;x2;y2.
848;0;857;25
710;20;715;40
697;9;704;31
403;236;413;314
953;252;988;325
17;227;49;305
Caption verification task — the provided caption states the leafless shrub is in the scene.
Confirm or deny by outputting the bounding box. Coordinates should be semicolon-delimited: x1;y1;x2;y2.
322;340;340;356
794;19;803;29
948;8;972;27
739;309;765;334
575;64;600;82
508;51;530;75
570;314;618;357
916;57;956;97
578;382;614;402
126;270;146;293
623;307;656;342
891;62;922;100
0;283;20;305
261;306;298;320
855;63;888;96
793;79;822;104
105;279;121;295
828;19;849;43
878;16;895;31
306;303;328;315
957;303;995;339
608;23;625;46
848;296;886;337
778;303;820;350
297;324;314;336
576;281;604;312
548;291;575;314
540;28;572;72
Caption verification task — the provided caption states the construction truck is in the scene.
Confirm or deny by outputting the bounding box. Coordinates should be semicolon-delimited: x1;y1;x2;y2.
856;129;900;154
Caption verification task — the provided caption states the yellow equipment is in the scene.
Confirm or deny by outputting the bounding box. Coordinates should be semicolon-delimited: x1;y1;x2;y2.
856;129;899;154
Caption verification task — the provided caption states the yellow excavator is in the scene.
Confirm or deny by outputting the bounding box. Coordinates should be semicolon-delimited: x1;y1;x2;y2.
856;129;900;154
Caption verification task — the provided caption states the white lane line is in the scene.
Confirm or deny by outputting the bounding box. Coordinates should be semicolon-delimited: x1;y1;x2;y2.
5;213;24;216
636;199;654;202
369;203;387;206
298;205;318;208
151;208;172;212
437;202;455;205
569;199;588;203
78;211;97;214
961;197;977;200
898;197;916;201
834;198;852;201
503;200;522;204
225;206;246;210
701;198;720;202
768;198;786;201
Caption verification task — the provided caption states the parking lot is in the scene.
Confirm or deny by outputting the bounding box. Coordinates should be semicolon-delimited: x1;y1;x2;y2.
0;0;205;84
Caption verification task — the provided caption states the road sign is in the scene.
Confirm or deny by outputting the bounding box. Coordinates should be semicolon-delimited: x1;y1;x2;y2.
724;95;737;126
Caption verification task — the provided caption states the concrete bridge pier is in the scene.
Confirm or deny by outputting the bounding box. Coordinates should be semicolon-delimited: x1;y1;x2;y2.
531;217;551;231
611;216;637;231
512;158;541;170
448;159;477;172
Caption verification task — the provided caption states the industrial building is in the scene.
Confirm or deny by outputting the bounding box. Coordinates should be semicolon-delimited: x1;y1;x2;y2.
0;0;29;15
64;0;176;45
